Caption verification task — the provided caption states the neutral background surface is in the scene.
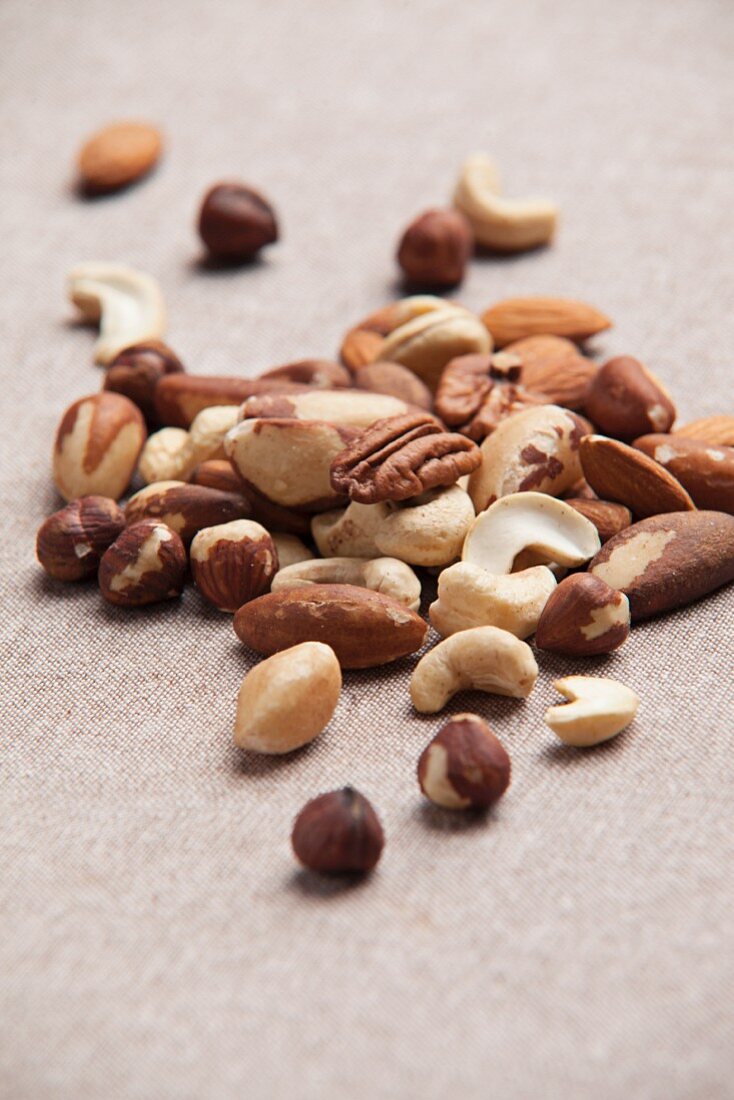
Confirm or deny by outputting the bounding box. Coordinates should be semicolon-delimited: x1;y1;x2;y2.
2;1;733;1097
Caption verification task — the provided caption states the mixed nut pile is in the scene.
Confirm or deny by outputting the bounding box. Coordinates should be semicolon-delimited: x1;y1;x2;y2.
36;122;734;874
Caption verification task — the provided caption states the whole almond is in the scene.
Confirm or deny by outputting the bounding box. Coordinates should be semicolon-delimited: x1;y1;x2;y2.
481;297;612;348
564;498;632;542
589;511;734;620
233;583;428;668
633;434;734;514
580;435;695;518
673;416;734;447
584;356;676;441
78;122;162;193
502;335;598;409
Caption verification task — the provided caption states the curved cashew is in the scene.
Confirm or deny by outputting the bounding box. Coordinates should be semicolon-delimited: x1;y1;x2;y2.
68;263;166;365
272;556;421;611
311;502;392;558
544;676;640;747
453;154;558;253
429;561;556;638
375;485;475;566
462;492;600;574
411;626;538;713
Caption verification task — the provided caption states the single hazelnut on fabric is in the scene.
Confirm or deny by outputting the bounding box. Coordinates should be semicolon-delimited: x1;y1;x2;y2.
104;341;185;426
98;519;187;607
417;714;511;809
190;519;278;612
198;182;279;260
396;208;473;287
291;787;385;874
36;496;125;581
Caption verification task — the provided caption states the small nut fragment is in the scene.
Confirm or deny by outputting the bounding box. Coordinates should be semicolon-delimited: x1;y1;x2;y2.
240;390;409;431
77;121;162;193
429;562;556;639
53;392;146;502
462;492;600;574
535;574;630;656
273;557;421;611
104;340;184;425
234;642;341;754
125;481;251;543
292;787;384;874
633;434;734;514
544;676;640;747
138;427;194;484
584;357;676;441
271;534;314;570
259;359;352;389
417;714;511;809
36;497;125;581
434;352;547;441
98;520;186;607
580;435;695;518
502;335;598;409
410;626;538;713
354;361;433;411
396;208;473;286
198;181;278;260
378;305;491;391
453;153;557;253
311;502;392;558
375;485;475;566
68;263;166;365
481;296;611;349
564;498;632;543
191;519;278;612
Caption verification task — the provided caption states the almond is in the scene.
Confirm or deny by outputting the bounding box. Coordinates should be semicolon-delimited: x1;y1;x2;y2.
480;297;612;348
502;335;598;409
78;122;162;193
584;356;676;441
589;511;734;620
563;498;632;543
634;434;734;514
673;416;734;447
579;435;695;518
233;584;428;668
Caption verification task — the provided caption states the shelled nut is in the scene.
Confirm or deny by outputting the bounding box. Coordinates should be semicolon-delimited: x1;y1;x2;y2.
453;153;557;253
104;340;184;426
535;574;630;656
154;374;309;428
579;435;695;518
68;263;166;365
77;121;162;193
396;208;473;286
98;520;187;607
417;714;511;809
138;427;194;484
36;497;125;581
198;181;278;260
410;626;538;713
633;434;734;514
125;481;251;543
375;485;475;567
584;356;676;442
481;296;611;348
272;556;421;611
429;561;556;639
191;519;278;611
53;392;146;502
544;676;640;747
291;787;385;874
353;361;433;410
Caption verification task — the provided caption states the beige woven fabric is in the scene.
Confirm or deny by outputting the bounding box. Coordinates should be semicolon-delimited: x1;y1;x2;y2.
2;0;734;1097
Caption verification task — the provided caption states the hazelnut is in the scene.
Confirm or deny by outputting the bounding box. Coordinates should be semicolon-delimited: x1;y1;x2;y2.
125;481;251;544
535;573;631;656
397;209;473;287
104;340;185;426
198;182;278;260
417;714;511;808
36;496;125;581
98;519;187;607
190;519;278;612
53;392;146;503
291;787;385;874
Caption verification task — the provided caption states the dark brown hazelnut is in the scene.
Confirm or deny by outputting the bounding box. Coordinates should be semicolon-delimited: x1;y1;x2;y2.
36;496;125;581
396;208;473;287
98;520;187;607
198;182;278;260
103;340;185;426
291;787;384;874
417;714;511;809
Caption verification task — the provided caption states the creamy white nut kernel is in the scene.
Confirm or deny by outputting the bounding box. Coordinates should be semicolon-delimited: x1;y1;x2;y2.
410;626;538;713
544;676;640;747
138;427;194;484
272;556;421;611
68;263;166;365
429;561;556;638
375;485;475;567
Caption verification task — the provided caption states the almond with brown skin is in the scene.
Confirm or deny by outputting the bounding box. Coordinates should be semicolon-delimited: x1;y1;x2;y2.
634;434;734;514
589;511;734;620
125;481;251;543
501;335;598;409
673;416;734;447
78;121;162;193
233;584;428;668
580;435;695;519
481;297;612;348
154;374;310;428
584;356;676;442
535;574;630;656
563;498;632;542
53;392;146;503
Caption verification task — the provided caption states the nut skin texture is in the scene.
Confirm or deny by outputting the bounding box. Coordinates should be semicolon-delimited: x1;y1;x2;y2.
535;574;631;656
417;715;511;810
481;297;612;349
502;336;598;409
354;361;433;411
53;392;146;503
397;208;473;288
584;357;676;442
125;481;252;544
154;374;309;429
234;642;341;754
233;583;428;669
673;417;734;447
633;434;734;514
589;511;734;621
563;498;632;543
77;121;162;193
36;496;125;581
198;182;278;260
580;435;695;519
291;788;384;874
191;520;278;612
104;340;184;426
435;353;548;440
259;359;352;389
98;520;187;607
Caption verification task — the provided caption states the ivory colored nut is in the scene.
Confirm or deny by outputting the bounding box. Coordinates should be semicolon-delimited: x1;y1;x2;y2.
410;626;538;714
396;208;473;287
453;153;558;253
463;492;600;574
544;676;640;747
429;561;556;639
271;534;314;570
53;392;146;502
375;485;475;567
68;263;166;365
138;427;194;484
98;520;187;607
191;520;278;612
340;295;457;371
272;557;421;611
378;305;491;391
36;496;125;581
188;405;240;465
417;714;511;809
311;502;392;558
234;642;341;754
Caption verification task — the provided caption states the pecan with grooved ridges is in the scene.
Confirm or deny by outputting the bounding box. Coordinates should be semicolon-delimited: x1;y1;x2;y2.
330;413;481;503
435;354;547;442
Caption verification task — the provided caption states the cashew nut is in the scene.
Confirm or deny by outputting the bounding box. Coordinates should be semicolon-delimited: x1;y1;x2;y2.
544;676;640;747
429;561;556;638
68;263;166;365
271;534;314;570
462;492;600;574
378;306;491;391
272;556;421;611
410;626;538;713
375;485;475;566
311;502;392;558
453;154;558;253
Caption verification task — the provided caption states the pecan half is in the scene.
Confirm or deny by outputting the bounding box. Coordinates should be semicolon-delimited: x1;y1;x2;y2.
330;413;481;503
435;353;547;441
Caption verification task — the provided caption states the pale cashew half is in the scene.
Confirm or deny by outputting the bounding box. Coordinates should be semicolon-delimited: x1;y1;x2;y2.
68;263;166;364
429;561;556;639
271;534;314;570
311;502;392;558
453;154;558;253
411;626;538;713
462;492;600;574
272;556;421;611
375;485;475;566
544;676;640;747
